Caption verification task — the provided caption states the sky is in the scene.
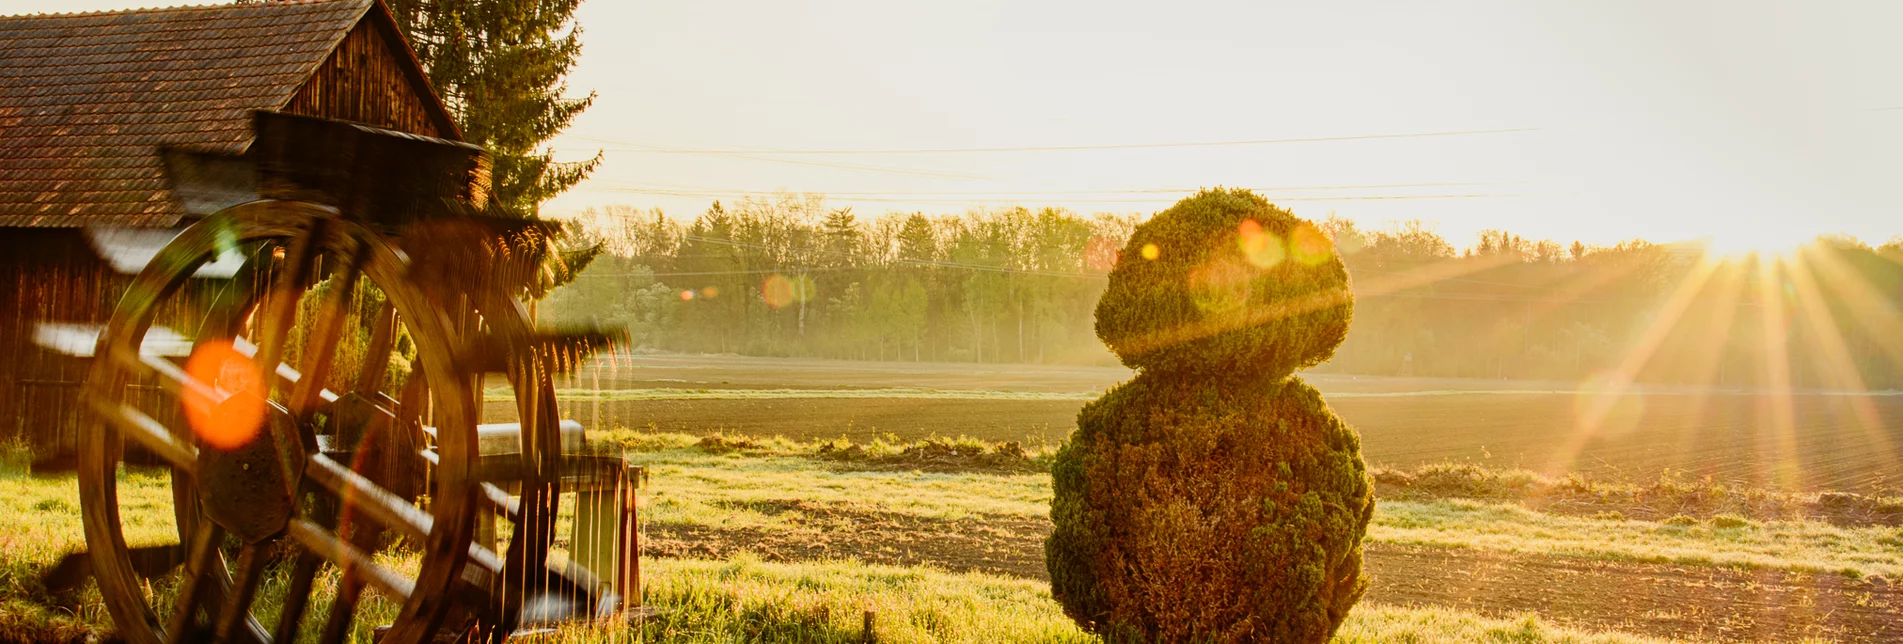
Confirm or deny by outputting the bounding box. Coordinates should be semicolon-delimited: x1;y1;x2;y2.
9;0;1903;248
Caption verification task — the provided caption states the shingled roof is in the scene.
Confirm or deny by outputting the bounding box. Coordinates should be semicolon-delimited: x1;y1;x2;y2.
0;0;387;228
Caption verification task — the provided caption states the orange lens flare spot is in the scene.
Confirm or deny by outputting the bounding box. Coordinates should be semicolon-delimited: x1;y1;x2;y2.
679;289;695;301
1237;220;1285;269
182;340;266;450
761;274;814;309
1189;258;1253;315
1140;243;1161;261
1085;236;1120;271
1290;223;1334;266
700;286;720;298
762;274;794;309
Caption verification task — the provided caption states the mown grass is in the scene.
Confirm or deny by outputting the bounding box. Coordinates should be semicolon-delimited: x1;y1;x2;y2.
0;431;1861;643
595;428;1903;528
484;388;1099;403
0;451;1697;643
561;556;1689;644
589;430;1903;580
1374;499;1903;579
1374;461;1903;527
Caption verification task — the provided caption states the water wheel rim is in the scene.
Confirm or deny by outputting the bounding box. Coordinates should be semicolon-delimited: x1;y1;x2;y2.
77;201;480;644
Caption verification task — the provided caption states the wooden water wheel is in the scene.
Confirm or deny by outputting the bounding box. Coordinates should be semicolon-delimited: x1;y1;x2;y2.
74;113;619;644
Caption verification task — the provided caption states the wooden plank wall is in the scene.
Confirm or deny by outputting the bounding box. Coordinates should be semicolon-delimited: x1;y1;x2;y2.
0;231;122;461
1;16;457;461
283;19;450;138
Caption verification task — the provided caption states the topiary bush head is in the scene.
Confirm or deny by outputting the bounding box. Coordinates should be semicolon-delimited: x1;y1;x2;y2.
1094;187;1351;378
1048;188;1371;643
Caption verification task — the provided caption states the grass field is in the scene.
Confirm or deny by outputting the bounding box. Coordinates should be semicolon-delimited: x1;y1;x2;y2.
13;353;1902;642
5;434;1867;643
500;353;1903;494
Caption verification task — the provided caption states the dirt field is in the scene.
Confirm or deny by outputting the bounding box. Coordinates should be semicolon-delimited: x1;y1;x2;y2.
643;499;1903;644
506;353;1903;493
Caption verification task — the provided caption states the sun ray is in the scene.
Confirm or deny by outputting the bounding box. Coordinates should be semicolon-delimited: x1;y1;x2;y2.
1781;251;1897;482
1120;251;1528;358
1751;258;1803;490
1657;259;1749;480
1472;253;1657;375
1800;246;1903;378
1549;254;1723;476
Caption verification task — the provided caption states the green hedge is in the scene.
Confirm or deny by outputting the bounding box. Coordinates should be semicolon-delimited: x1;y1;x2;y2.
1050;189;1371;643
1094;188;1351;378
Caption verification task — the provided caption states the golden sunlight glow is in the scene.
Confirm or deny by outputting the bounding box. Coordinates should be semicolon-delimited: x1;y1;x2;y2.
1704;230;1803;260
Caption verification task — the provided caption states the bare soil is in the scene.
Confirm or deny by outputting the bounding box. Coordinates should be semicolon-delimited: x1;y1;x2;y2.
642;500;1903;643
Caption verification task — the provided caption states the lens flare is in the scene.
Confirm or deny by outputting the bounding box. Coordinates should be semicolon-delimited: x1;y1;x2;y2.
1290;223;1334;266
182;340;265;450
1140;243;1160;261
1086;236;1120;271
701;286;720;299
1237;220;1285;269
1189;258;1253;315
679;289;695;301
761;274;815;309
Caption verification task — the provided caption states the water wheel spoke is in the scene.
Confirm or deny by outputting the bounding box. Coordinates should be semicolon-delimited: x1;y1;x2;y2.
161;522;225;644
481;481;523;522
230;338;338;407
356;301;399;396
86;397;197;470
212;546;269;642
270;551;326;644
305;453;432;541
315;580;362;644
290;248;363;417
308;452;508;576
417;449;522;522
286;519;414;603
251;227;323;403
106;345;224;409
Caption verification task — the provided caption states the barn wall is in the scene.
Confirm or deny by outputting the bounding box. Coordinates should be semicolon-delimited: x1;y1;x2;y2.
2;14;458;463
0;231;123;461
0;230;233;465
283;18;451;138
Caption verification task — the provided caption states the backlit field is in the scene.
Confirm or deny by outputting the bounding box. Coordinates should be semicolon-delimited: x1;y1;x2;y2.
490;353;1903;493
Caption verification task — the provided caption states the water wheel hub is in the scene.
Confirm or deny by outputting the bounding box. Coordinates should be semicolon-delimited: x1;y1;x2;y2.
196;394;299;544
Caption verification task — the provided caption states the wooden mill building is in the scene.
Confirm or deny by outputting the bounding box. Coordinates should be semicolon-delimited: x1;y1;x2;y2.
0;0;459;462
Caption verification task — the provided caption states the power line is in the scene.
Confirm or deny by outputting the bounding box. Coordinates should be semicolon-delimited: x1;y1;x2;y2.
582;179;1538;196
570;127;1540;155
584;186;1540;204
568;141;990;180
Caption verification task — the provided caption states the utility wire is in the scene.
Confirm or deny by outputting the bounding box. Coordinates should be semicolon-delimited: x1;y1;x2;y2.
586;186;1539;204
573;141;989;180
570;127;1540;155
583;180;1536;196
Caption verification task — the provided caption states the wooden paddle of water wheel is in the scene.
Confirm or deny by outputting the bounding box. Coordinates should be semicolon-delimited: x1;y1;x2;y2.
74;111;632;644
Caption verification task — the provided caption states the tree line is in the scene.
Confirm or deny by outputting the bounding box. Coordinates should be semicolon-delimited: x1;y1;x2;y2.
541;195;1903;389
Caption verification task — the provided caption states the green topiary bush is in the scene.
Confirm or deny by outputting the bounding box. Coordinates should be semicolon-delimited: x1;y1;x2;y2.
1094;188;1351;378
1047;188;1373;643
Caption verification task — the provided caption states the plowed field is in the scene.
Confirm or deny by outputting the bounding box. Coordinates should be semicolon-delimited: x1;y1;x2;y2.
491;353;1903;493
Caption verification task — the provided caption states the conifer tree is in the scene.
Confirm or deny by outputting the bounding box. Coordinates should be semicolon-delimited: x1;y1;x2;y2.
383;0;600;215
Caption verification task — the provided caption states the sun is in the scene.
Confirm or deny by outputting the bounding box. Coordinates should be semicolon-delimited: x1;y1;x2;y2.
1703;230;1803;261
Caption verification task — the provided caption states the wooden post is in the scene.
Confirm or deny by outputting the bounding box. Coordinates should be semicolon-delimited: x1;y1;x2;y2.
573;459;642;608
617;464;642;609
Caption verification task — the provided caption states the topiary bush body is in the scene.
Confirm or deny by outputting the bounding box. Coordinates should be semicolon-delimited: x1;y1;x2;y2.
1048;188;1372;643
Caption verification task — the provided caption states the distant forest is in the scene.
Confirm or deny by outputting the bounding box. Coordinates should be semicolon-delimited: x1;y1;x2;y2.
541;194;1903;389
